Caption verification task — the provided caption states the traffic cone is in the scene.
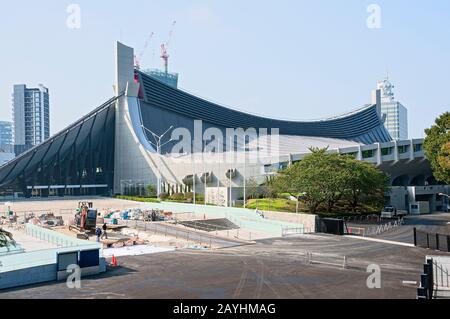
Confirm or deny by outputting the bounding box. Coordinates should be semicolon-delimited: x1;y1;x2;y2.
111;255;118;267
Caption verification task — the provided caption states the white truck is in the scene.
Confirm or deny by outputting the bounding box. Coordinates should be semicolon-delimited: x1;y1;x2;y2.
381;206;407;219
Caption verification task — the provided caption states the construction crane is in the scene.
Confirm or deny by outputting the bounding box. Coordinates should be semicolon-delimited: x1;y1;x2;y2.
161;20;177;74
135;31;155;70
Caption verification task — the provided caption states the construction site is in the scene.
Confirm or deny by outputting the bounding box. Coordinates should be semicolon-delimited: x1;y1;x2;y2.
0;196;314;290
0;195;449;299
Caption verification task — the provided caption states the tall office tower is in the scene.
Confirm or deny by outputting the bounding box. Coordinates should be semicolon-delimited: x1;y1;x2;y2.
13;84;50;155
377;78;408;140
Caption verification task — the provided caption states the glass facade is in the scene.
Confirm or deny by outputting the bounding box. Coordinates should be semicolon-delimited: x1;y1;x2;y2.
0;97;117;197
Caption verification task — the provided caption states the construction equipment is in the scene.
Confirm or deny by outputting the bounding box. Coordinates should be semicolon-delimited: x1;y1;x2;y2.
161;20;177;74
69;202;98;239
135;31;155;70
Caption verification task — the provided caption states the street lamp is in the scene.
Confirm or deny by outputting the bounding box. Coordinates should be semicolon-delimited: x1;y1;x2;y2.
141;125;174;198
439;193;450;200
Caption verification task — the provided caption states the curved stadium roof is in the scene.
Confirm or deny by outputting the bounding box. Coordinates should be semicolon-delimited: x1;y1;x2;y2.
137;70;392;145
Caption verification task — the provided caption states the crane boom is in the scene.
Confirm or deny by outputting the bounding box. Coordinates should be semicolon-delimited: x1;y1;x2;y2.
135;31;155;69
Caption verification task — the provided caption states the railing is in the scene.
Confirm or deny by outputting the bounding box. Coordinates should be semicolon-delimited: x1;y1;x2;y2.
25;223;101;249
302;251;348;269
433;260;450;289
119;220;246;247
282;227;306;237
342;214;380;224
0;225;102;274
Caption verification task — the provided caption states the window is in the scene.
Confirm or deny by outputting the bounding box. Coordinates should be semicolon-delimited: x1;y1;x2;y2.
381;147;393;156
362;149;375;159
398;145;409;154
414;144;423;152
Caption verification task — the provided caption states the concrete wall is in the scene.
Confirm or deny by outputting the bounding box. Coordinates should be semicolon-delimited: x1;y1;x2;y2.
0;264;57;290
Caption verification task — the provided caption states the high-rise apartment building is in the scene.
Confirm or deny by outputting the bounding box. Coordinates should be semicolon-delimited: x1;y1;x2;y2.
0;121;14;165
0;121;13;146
13;84;50;155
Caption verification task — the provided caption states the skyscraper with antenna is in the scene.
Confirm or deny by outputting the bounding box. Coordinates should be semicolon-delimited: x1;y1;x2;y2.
376;76;408;140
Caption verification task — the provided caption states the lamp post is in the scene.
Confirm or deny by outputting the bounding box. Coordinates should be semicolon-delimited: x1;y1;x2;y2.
296;192;307;214
141;125;174;198
439;193;450;213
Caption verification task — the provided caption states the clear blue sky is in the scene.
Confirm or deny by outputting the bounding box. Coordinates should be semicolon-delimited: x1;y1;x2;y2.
1;0;449;138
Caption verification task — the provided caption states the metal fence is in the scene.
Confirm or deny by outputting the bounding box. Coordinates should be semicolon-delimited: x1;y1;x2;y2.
282;227;309;237
342;214;381;224
433;260;450;289
417;258;434;299
301;251;349;269
414;228;450;252
346;218;404;237
119;220;248;248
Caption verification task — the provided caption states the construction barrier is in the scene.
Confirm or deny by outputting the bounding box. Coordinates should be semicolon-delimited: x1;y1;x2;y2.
414;228;450;252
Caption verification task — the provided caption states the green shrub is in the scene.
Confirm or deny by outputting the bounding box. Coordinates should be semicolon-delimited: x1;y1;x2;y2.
170;193;186;201
115;195;161;203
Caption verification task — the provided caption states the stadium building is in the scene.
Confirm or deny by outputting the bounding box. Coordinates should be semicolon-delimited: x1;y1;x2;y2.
0;42;447;213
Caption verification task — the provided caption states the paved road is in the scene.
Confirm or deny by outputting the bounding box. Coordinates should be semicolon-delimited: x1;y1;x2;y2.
1;233;445;299
372;213;450;244
347;213;450;244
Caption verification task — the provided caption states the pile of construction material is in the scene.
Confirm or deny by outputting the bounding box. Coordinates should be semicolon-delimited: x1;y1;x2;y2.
103;234;146;249
37;213;64;227
1;211;64;228
98;208;173;223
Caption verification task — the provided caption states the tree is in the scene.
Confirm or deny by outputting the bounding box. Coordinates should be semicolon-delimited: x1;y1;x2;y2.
342;159;389;213
424;112;450;183
272;148;389;214
0;228;14;248
245;177;260;200
272;148;335;213
261;175;277;199
146;185;156;198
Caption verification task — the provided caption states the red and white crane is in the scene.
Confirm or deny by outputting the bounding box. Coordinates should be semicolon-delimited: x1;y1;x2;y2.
161;20;177;74
135;31;155;70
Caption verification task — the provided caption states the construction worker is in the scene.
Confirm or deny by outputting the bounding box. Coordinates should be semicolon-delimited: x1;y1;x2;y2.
95;227;102;242
101;223;108;240
80;208;87;231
